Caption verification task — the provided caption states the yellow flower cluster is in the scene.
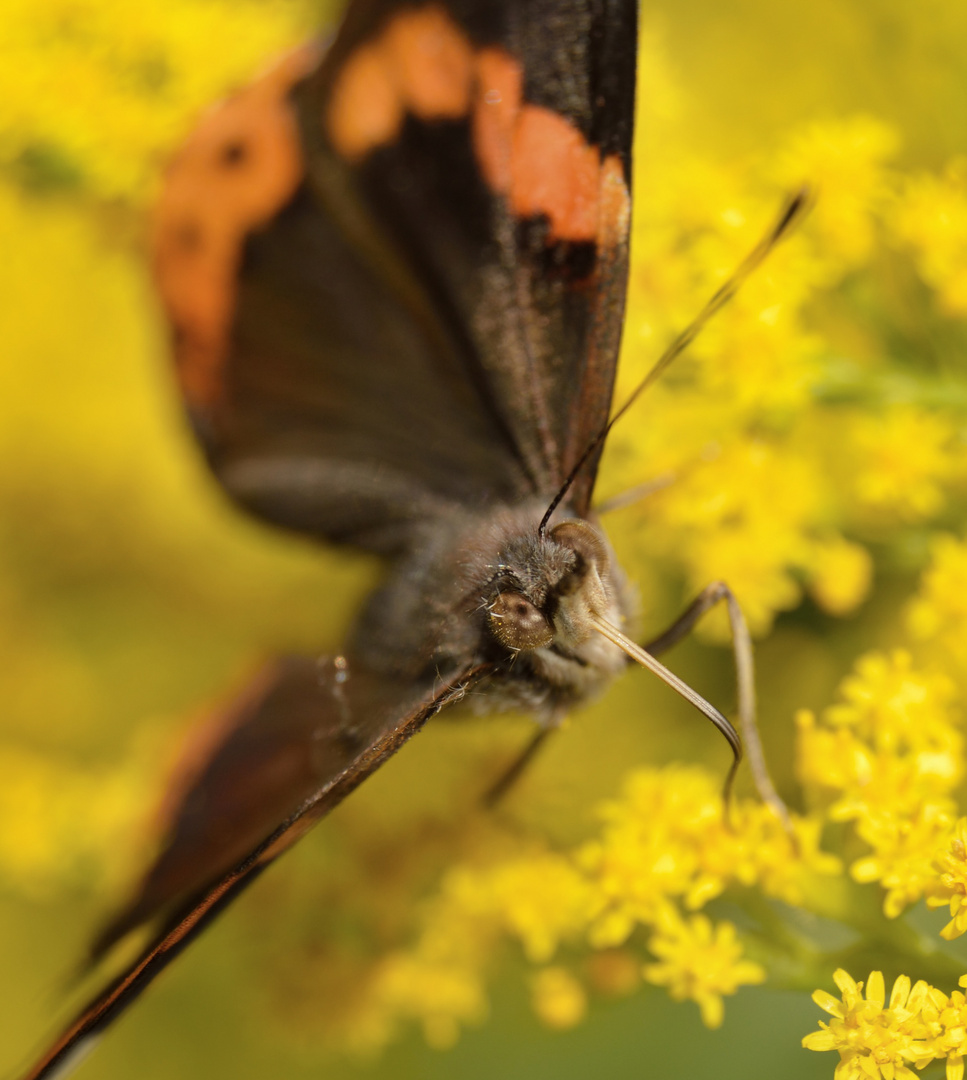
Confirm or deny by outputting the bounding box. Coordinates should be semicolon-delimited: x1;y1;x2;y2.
341;150;967;1045
0;742;152;896
335;767;836;1051
581;767;835;940
363;950;489;1051
798;649;960;917
842;409;961;524
3;2;967;1074
643;911;765;1029
908;534;967;677
804;969;967;1080
601;111;965;639
530;966;588;1029
0;0;316;199
892;160;967;316
804;538;967;1079
771;115;899;268
929;818;967;940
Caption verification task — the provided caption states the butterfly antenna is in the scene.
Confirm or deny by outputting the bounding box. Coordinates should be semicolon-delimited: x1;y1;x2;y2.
538;186;812;537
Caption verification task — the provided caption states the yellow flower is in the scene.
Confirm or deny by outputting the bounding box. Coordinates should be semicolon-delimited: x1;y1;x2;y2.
444;850;594;964
646;438;822;636
891;160;967;316
825;651;958;753
370;952;488;1050
0;0;315;200
933;981;967;1080
908;534;967;676
530;967;588;1030
797;709;871;794
581;765;832;944
771;116;900;269
830;756;959;830
642;911;765;1029
808;536;874;617
580;767;726;945
807;972;967;1080
724;805;841;906
850;801;956;918
0;742;151;895
927;818;967;940
797;647;962;918
803;969;934;1080
798;650;962;827
844;407;956;524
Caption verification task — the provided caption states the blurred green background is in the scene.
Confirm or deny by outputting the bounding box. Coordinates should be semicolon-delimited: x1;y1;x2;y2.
2;0;966;1077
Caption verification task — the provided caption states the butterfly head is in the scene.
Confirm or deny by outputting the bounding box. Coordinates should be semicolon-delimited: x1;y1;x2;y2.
485;518;625;668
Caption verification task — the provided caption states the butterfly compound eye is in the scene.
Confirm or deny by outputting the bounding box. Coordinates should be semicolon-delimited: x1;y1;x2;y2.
548;520;609;571
548;519;610;596
488;592;554;651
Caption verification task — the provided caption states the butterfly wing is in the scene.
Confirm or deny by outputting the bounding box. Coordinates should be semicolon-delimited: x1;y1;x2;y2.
86;656;408;960
22;659;485;1080
153;0;637;549
21;2;640;1074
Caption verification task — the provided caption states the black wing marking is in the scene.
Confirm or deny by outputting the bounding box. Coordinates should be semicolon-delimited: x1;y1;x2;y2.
20;658;488;1080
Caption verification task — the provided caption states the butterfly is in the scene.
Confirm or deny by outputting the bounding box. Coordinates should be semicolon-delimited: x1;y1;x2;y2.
20;1;804;1076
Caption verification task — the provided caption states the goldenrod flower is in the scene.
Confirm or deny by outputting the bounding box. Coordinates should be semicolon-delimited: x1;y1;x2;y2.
908;534;967;676
927;979;967;1080
530;967;588;1030
369;952;488;1050
723;803;841;906
645;438;822;636
845;408;957;523
850;801;956;918
892;160;967;316
6;2;967;1071
798;649;962;823
825;651;958;753
0;742;151;895
805;971;967;1080
447;852;593;964
798;648;962;918
580;766;726;945
0;0;315;200
643;911;765;1028
808;536;874;617
927;818;967;940
771;116;899;267
803;970;934;1080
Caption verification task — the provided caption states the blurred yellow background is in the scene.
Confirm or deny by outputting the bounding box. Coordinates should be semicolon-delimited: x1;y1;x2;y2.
2;1;967;1078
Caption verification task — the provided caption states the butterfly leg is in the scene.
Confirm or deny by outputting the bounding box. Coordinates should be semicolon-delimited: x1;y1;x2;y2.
482;724;557;807
642;582;791;829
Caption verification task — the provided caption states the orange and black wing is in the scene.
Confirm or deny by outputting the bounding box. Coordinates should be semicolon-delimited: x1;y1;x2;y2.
154;0;637;550
21;658;485;1080
20;2;640;1075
